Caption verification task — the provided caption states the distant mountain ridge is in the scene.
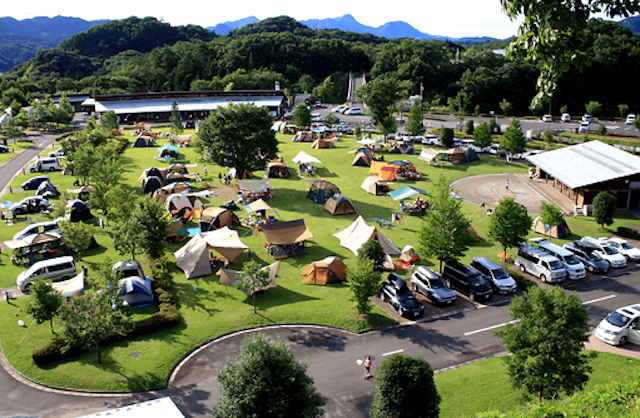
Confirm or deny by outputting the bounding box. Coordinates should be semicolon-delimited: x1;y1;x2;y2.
0;16;108;46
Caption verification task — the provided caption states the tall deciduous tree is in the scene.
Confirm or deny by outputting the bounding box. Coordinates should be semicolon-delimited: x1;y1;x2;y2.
170;100;183;134
494;286;594;402
474;122;492;149
57;274;132;364
540;201;564;239
100;111;119;131
347;258;381;315
110;215;144;260
29;281;62;334
136;198;170;260
58;221;93;260
357;75;410;140
234;260;271;313
592;191;617;229
370;354;441;418
292;103;311;128
440;127;454;149
405;99;426;141
501;119;527;162
357;239;386;271
198;103;278;178
211;333;325;418
311;76;337;103
419;176;473;273
585;101;602;117
488;197;532;256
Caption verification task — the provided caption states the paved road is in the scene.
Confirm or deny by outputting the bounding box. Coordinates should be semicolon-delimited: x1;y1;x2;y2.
0;133;57;197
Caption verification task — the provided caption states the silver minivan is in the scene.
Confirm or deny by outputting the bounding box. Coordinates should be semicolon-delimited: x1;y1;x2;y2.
530;238;586;280
16;256;77;291
515;244;566;283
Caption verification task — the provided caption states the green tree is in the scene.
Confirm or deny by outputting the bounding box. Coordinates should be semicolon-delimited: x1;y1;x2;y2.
419;176;473;273
540;201;564;238
501;119;527;162
211;333;325;418
105;185;138;224
198;103;278;178
324;112;339;126
136;198;170;260
170;100;183;134
358;239;386;271
57;94;75;125
598;123;608;135
57;275;132;364
100;111;119;131
494;286;594;402
618;104;630;119
488;197;532;257
292;103;311;128
500;99;513;116
370;354;441;418
234;260;271;314
3;118;23;144
474;122;492;149
29;281;62;334
311;76;337;103
405;99;426;141
297;74;315;94
592;191;617;229
58;221;93;260
346;258;381;316
464;119;474;136
110;215;145;260
440;127;454;149
357;75;410;140
501;0;640;108
489;117;501;134
585;101;602;117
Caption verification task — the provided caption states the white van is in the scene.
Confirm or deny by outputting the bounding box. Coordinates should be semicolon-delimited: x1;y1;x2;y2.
28;158;61;173
626;114;636;125
577;236;626;268
596;304;640;346
16;256;77;291
515;244;566;283
530;238;586;280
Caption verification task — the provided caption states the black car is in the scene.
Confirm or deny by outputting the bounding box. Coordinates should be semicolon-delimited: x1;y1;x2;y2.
562;243;610;273
0;145;9;153
380;273;425;318
443;259;493;302
21;176;50;191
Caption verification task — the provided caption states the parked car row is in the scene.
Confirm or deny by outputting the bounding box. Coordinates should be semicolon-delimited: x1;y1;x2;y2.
332;106;362;115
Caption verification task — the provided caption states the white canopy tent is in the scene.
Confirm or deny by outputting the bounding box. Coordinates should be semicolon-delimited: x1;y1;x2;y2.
292;151;322;165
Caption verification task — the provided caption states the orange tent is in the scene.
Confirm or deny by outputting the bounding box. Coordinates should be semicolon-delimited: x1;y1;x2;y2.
369;161;399;181
301;256;347;284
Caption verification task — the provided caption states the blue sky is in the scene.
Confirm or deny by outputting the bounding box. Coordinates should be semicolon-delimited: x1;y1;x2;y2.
2;0;631;39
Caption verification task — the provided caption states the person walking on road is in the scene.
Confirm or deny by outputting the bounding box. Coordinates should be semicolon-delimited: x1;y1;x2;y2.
363;356;372;379
505;178;510;192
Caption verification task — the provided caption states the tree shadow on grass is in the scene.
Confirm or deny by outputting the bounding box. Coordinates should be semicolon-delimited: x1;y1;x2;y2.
315;166;337;178
172;280;223;316
253;286;320;310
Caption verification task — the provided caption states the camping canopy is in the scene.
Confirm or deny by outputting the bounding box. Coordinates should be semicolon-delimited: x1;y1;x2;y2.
261;219;313;259
333;215;401;256
217;261;280;296
361;176;391;195
388;186;429;201
419;148;440;163
307;179;340;204
301;256;348;284
324;193;356;215
51;272;85;298
292;151;322;165
174;228;249;279
243;198;280;217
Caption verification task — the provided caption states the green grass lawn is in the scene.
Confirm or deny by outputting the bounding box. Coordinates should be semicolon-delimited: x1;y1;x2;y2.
0;140;34;164
436;352;640;418
1;129;639;391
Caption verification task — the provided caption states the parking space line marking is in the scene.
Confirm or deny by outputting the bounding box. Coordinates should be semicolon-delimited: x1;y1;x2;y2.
464;319;520;336
382;349;404;356
582;295;615;305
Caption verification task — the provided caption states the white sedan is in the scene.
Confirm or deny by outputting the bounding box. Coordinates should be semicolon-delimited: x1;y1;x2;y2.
344;107;362;115
602;238;640;261
596;304;640;346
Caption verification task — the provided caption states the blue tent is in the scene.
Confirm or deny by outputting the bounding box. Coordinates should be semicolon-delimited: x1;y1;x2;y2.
388;186;428;201
119;276;154;308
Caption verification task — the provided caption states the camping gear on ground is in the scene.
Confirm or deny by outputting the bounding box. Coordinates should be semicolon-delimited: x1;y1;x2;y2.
369;161;399;182
200;207;240;232
389;142;415;154
174;227;249;279
324;194;356;215
36;181;60;198
153;182;192;203
222;200;241;211
166;219;189;242
51;272;85;298
292;131;314;142
119;276;154;308
265;161;291;178
399;198;430;215
66;199;93;222
261;219;313;259
360;176;391;195
311;138;335;149
307;179;340;204
217;261;280;297
531;215;571;238
301;256;348;284
237;179;273;203
333;215;401;257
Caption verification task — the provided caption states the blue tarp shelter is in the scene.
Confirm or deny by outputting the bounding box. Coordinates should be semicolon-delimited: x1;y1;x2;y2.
388;186;429;201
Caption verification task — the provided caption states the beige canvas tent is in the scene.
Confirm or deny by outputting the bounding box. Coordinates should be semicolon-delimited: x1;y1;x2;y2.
173;227;249;279
418;148;441;164
165;194;204;220
361;175;391;195
531;215;571;238
352;151;374;167
311;138;335;149
199;207;240;231
51;272;85;297
293;131;314;142
244;198;280;217
216;261;281;297
153;182;192;202
301;256;347;284
333;215;401;256
324;194;356;215
261;219;313;259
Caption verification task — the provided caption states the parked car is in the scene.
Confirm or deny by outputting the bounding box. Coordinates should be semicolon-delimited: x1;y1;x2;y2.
562;242;610;273
410;266;456;306
0;144;9;153
542;114;552;122
48;149;66;158
582;114;592;123
600;237;640;262
311;113;323;122
344;107;362;115
595;304;640;346
112;260;146;279
380;273;425;318
334;123;352;133
515;244;566;283
28;158;61;173
10;196;50;215
16;256;77;292
13;217;65;240
576;237;626;268
443;259;493;302
529;238;586;280
333;105;348;113
578;121;590;133
561;113;571;123
21;176;50;191
469;257;517;294
626;114;636;125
